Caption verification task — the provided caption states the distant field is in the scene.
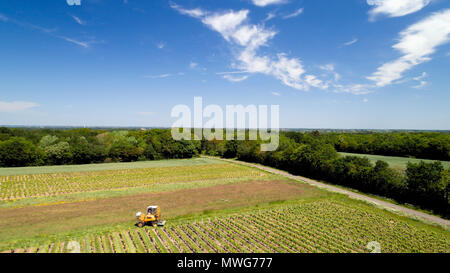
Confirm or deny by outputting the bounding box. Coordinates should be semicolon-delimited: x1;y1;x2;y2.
0;163;267;201
339;152;450;170
0;157;221;176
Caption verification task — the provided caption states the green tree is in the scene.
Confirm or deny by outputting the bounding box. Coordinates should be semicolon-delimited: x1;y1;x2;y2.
406;161;446;209
0;137;43;167
43;141;73;165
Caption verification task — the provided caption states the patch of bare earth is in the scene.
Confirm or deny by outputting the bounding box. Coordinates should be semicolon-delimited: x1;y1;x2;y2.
0;180;316;240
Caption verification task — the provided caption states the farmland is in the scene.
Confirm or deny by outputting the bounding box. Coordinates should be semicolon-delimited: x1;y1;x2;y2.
4;200;449;253
0;160;265;201
339;152;450;170
0;158;449;253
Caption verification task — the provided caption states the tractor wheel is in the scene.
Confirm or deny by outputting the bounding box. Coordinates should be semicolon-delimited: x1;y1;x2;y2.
137;222;145;228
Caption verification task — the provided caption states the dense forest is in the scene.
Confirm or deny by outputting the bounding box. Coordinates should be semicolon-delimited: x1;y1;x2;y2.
285;131;450;161
0;127;198;167
0;127;449;216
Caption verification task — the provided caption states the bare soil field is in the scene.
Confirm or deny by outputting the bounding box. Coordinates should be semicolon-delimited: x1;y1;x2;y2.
0;179;320;243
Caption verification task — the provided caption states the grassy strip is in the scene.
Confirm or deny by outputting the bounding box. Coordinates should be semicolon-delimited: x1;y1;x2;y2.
339;152;450;170
0;157;222;176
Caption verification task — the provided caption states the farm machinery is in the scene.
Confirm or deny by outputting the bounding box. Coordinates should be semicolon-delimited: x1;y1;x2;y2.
136;206;166;227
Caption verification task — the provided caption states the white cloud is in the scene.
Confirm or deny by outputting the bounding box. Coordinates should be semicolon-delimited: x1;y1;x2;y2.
367;9;450;87
1;14;91;48
0;101;38;113
412;80;427;88
333;84;373;95
367;0;431;20
170;3;205;18
413;71;427;81
283;8;304;19
271;91;281;96
342;38;358;47
305;74;328;89
59;36;89;48
71;15;85;25
412;72;428;88
189;62;198;69
264;12;276;22
157;41;165;49
363;98;369;103
252;0;286;7
223;74;249;82
202;10;249;42
319;64;341;81
319;64;334;71
172;4;327;91
143;73;172;79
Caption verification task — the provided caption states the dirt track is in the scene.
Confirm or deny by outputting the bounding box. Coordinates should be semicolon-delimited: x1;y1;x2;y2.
214;157;450;227
0;179;317;240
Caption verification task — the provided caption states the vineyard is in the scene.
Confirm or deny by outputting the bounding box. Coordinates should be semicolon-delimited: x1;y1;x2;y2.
0;164;265;201
5;200;449;253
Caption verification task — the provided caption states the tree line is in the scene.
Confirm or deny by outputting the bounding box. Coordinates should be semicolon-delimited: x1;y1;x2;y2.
0;127;448;217
0;127;198;167
284;131;450;161
201;132;449;217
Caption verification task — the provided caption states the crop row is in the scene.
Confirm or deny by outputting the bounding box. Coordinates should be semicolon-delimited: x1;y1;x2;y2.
0;164;264;200
5;201;449;253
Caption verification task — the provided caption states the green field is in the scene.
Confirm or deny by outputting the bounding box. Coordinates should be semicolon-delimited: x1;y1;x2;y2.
0;158;448;253
339;152;450;170
0;157;221;176
6;199;449;253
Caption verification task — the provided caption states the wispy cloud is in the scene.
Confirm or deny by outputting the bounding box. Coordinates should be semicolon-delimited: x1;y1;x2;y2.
170;3;205;18
143;73;172;79
171;4;328;91
367;9;450;87
189;62;198;69
333;84;373;95
252;0;286;7
59;36;89;48
71;15;85;25
412;72;428;88
222;74;249;82
283;8;304;19
413;72;427;81
0;100;38;113
157;41;165;49
363;98;369;103
264;12;276;22
367;0;431;21
0;13;92;48
319;64;341;81
412;81;427;89
271;91;281;96
342;38;358;47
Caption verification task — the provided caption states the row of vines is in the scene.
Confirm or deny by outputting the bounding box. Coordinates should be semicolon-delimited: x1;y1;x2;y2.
0;164;264;201
5;201;449;253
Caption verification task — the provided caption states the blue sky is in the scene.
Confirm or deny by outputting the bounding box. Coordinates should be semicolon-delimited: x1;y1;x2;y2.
0;0;449;129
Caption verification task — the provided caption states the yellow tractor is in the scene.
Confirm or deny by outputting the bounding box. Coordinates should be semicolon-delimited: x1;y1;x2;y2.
136;206;166;228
